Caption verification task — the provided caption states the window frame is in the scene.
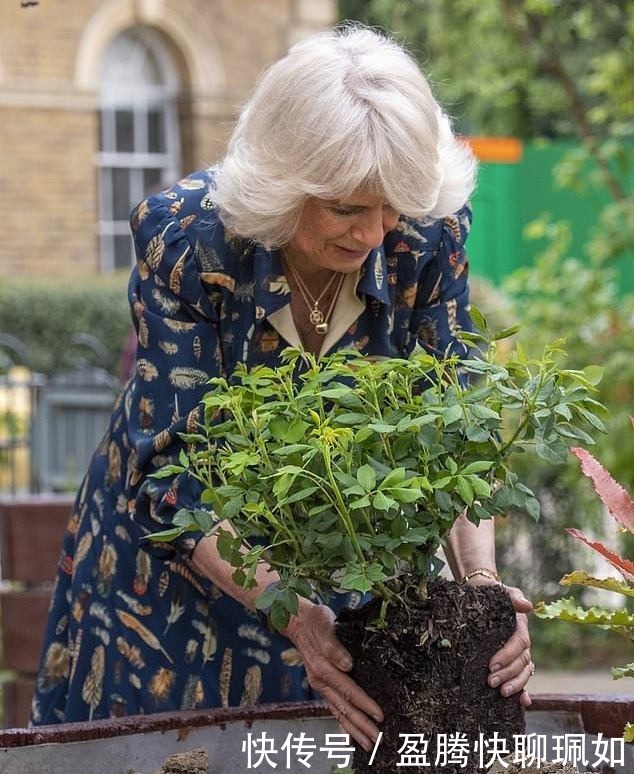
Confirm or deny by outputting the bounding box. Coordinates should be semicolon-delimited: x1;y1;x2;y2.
97;27;182;273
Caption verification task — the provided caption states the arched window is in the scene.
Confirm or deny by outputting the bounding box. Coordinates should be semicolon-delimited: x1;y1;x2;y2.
98;28;181;271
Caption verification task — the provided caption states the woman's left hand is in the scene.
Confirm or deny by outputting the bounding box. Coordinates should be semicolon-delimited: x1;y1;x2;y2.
487;585;534;708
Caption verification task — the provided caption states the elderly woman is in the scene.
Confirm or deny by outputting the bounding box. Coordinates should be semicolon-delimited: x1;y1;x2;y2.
32;25;533;750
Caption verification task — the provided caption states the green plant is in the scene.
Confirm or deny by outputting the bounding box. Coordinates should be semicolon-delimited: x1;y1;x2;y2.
535;443;634;741
149;314;605;632
496;231;634;609
504;236;634;491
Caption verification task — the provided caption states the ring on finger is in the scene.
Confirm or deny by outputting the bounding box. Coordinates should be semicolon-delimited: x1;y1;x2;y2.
529;662;536;677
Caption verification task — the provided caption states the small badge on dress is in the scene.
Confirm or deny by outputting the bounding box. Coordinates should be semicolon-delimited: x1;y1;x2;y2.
200;193;215;211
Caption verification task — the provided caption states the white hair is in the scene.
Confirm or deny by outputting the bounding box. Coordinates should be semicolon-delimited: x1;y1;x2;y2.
212;24;477;248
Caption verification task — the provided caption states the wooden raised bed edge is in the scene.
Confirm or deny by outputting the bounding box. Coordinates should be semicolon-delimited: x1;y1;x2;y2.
0;701;331;747
530;693;633;738
0;695;631;749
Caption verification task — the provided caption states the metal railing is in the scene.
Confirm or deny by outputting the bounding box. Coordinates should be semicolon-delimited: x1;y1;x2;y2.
0;334;121;494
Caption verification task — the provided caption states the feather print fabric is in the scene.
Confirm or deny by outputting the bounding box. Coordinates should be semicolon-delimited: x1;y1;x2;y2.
32;169;472;723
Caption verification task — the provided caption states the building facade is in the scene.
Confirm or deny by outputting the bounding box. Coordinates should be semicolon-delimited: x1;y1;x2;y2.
0;0;335;276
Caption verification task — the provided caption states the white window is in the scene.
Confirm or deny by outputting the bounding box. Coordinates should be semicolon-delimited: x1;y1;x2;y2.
98;27;182;272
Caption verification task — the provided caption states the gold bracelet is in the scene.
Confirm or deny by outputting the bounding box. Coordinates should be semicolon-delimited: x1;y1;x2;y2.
461;568;502;584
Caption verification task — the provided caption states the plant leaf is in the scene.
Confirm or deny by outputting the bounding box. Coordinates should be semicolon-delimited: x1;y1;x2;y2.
575;405;606;432
272;443;314;457
468;476;492;500
536;440;569;464
279;486;319;506
492;325;521;341
150;465;185;479
339;568;372;594
524;496;541;522
357;464;376;492
367;422;397;434
334;412;370;426
379;468;406;489
566;528;634;582
286;419;310;443
270;602;291;632
443;404;463;425
611;663;634;680
469;405;500;421
456;476;474;506
570;447;634;532
534;597;634;628
269;417;288;441
466;425;490;443
319;387;353;399
462;461;494;475
582;365;604;385
389;487;425;503
142;526;184;542
560;571;634;597
372;491;395;511
349;495;371;509
469;305;488;333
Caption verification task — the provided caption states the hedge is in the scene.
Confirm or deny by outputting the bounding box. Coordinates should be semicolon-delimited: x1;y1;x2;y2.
0;272;132;377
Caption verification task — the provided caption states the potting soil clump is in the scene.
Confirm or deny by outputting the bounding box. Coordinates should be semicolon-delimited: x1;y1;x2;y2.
336;578;526;774
490;762;580;774
127;748;208;774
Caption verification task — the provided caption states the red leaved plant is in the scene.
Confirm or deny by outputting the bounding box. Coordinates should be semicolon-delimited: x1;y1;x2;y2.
536;441;634;740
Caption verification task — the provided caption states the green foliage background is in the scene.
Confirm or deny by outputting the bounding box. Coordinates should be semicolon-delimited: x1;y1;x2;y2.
0;273;130;376
339;0;631;140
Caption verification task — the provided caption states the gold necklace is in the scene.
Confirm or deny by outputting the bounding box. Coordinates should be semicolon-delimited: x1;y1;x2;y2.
285;260;345;335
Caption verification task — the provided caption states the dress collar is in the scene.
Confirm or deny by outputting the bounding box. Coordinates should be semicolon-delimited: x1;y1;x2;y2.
268;269;365;358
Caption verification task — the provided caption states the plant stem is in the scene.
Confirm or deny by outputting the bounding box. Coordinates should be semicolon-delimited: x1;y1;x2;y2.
496;360;548;459
322;447;367;566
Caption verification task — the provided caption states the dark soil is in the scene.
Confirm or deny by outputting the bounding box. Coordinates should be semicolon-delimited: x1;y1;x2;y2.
336;578;526;774
126;749;208;774
490;763;579;774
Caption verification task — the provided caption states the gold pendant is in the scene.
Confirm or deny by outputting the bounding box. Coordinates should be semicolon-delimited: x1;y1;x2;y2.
315;322;328;335
309;307;324;325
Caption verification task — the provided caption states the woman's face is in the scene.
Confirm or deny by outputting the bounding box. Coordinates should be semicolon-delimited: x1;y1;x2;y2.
285;189;400;275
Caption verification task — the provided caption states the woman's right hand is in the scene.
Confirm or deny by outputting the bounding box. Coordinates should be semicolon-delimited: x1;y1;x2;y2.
283;600;384;752
191;535;383;749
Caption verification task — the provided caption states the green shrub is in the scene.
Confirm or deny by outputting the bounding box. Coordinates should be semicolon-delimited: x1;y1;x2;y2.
504;237;634;492
151;330;604;630
471;243;634;670
0;273;131;376
488;230;634;668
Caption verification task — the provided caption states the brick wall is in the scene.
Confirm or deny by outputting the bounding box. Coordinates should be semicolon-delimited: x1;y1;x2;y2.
0;107;98;276
0;0;335;277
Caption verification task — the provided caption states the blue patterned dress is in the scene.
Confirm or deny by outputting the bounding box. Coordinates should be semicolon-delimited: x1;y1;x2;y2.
31;169;472;724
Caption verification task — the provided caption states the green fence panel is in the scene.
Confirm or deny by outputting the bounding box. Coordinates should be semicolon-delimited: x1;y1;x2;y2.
468;140;633;294
467;162;522;285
